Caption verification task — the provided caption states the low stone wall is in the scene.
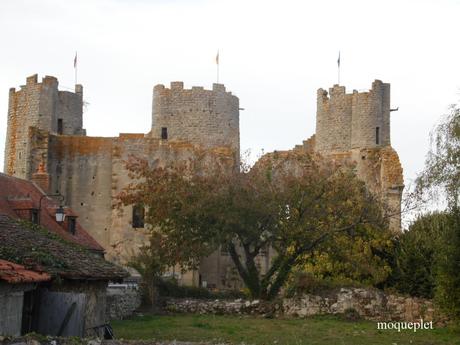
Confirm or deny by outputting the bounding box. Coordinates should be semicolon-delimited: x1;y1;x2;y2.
106;287;142;321
165;288;438;322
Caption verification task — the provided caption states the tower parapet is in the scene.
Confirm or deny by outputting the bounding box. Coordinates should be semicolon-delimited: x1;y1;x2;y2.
150;82;240;154
3;74;85;178
315;80;391;153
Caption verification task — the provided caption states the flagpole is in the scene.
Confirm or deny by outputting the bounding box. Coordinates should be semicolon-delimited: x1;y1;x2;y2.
74;51;78;85
216;50;220;84
337;51;341;85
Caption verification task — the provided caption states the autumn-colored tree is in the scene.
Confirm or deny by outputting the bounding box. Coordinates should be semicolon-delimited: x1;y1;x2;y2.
118;152;389;300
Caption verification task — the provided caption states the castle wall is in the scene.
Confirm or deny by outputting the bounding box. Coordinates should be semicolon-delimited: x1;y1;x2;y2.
48;136;114;248
150;82;240;156
47;132;237;270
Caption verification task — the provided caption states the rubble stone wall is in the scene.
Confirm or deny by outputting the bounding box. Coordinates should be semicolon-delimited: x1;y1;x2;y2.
164;288;438;323
106;287;141;321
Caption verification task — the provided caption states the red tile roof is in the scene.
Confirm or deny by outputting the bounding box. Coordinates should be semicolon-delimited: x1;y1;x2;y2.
0;259;51;284
0;173;103;252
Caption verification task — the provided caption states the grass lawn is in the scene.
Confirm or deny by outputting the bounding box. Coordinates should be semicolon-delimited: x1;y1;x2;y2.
111;313;460;345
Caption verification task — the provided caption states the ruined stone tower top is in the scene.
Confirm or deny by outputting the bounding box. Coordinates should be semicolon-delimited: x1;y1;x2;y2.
150;82;240;154
315;80;391;153
4;74;85;178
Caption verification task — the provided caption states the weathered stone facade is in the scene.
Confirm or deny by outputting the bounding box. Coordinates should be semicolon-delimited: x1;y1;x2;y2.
150;82;239;157
3;75;403;289
316;80;391;152
293;80;404;231
4;75;84;179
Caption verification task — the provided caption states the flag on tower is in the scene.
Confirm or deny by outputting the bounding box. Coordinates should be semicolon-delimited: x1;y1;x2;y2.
337;51;340;67
216;50;219;65
74;52;77;68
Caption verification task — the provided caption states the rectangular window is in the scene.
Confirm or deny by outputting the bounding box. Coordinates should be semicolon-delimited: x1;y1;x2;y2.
161;127;168;140
68;217;76;235
132;204;145;228
57;119;63;135
376;127;380;145
31;209;39;224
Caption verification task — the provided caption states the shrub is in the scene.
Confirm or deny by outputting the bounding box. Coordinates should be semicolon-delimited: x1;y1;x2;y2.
157;278;246;300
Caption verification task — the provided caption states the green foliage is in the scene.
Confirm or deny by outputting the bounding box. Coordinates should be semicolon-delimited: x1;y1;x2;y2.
388;212;449;298
157;278;246;300
119;153;389;300
435;210;460;320
128;231;175;306
416;104;460;208
284;271;363;297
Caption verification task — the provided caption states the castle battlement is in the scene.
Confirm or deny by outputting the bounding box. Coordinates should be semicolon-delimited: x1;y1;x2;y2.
315;79;391;153
4;74;85;178
151;81;240;154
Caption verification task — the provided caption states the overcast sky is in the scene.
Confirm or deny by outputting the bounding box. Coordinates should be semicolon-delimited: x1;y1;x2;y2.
1;0;459;195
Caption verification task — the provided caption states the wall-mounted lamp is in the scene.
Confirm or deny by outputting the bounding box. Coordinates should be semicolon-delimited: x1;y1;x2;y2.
39;193;65;224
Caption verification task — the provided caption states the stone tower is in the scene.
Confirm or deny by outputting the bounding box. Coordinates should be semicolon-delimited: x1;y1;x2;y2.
150;82;240;155
4;74;85;179
315;80;391;153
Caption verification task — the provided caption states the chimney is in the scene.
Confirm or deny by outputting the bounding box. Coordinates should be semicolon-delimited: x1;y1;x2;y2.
32;161;50;193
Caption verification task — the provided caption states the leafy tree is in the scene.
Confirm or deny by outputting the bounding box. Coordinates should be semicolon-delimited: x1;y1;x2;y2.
434;210;460;319
387;212;449;298
415;104;460;319
128;231;175;306
416;104;460;208
118;153;389;300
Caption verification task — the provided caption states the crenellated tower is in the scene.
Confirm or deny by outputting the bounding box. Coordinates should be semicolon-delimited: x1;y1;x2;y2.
4;74;85;179
315;80;391;153
150;82;240;155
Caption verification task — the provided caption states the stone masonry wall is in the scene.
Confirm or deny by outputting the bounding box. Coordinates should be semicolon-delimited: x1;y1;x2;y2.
4;75;84;179
48;132;236;274
164;288;440;323
316;86;352;152
315;80;391;153
150;82;240;157
106;287;141;320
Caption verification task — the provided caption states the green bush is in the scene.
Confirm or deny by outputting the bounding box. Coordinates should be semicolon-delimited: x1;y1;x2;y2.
284;271;365;297
157;278;246;300
435;210;460;320
386;211;449;299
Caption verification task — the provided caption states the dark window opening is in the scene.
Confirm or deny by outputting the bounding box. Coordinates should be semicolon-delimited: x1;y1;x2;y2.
376;127;380;145
161;127;168;140
31;209;39;224
68;217;77;235
132;204;145;228
57;119;63;135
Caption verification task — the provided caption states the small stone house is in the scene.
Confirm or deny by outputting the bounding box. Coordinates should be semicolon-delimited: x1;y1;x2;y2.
0;173;128;337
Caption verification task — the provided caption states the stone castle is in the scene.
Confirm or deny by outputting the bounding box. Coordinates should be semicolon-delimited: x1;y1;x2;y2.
3;74;404;288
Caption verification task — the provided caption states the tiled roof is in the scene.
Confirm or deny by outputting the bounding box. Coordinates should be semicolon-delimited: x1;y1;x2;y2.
0;259;51;284
0;173;103;252
0;215;128;281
